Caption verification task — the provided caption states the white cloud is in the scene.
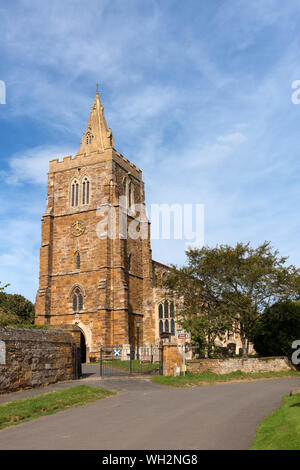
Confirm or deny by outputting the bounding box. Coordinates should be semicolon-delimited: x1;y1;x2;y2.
4;145;77;185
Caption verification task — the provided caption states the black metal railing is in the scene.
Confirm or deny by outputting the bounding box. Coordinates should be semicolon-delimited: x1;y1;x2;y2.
99;345;162;378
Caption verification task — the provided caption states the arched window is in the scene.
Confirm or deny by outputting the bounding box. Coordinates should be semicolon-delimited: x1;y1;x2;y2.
165;319;169;333
82;176;90;205
123;178;128;209
171;319;175;336
170;302;174;318
86;133;93;145
128;182;134;208
73;288;83;312
128;182;131;209
75;252;80;270
159;320;163;335
158;304;163;319
164;300;169;318
71;179;79;207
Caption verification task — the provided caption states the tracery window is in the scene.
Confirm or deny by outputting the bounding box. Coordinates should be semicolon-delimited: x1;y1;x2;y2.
73;287;83;312
158;301;175;336
171;319;175;336
86;133;93;145
170;302;174;318
158;304;163;319
82;176;90;205
164;300;169;318
123;178;128;209
71;179;79;207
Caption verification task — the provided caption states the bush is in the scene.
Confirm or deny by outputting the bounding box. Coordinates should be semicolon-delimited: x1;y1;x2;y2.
0;292;35;325
0;307;20;327
252;301;300;359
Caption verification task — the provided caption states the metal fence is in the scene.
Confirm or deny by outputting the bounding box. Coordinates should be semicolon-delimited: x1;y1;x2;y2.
99;344;163;377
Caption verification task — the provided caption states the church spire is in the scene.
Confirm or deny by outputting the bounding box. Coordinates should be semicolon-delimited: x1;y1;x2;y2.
77;90;114;154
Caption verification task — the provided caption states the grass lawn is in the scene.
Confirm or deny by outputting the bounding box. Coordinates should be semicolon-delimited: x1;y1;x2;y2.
102;360;159;373
250;393;300;450
0;385;115;431
152;370;300;387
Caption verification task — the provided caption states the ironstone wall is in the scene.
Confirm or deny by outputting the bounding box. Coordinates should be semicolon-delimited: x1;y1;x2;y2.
187;356;295;375
0;327;77;394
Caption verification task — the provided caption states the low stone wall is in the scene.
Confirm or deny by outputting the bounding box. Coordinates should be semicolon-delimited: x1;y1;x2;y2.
0;327;77;394
187;356;294;375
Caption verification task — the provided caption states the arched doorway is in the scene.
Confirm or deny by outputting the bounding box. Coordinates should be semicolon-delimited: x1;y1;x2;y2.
80;332;87;363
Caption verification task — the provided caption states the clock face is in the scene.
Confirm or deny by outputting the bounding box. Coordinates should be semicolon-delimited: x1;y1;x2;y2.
71;221;86;237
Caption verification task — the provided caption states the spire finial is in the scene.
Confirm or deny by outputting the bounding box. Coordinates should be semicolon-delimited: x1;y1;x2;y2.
96;82;99;94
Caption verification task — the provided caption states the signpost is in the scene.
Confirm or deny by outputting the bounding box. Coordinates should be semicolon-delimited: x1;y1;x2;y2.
177;333;188;376
182;337;186;376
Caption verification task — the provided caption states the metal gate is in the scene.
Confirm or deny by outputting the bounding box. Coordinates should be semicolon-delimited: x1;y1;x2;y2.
99;344;163;377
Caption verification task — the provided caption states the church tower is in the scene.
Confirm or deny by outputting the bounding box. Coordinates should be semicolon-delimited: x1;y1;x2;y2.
35;92;155;358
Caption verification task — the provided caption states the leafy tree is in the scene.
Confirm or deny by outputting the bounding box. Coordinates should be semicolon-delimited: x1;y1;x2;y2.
251;301;300;359
164;242;300;358
0;306;19;327
0;282;9;292
0;292;35;324
0;282;35;325
163;264;232;358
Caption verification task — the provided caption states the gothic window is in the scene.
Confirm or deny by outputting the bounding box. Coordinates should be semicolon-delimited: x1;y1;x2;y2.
170;302;175;318
72;287;83;312
165;320;169;333
71;179;79;207
86;133;93;145
171;319;175;336
122;178;128;209
159;320;163;335
128;182;134;208
82;176;90;205
158;304;163;319
164;300;169;318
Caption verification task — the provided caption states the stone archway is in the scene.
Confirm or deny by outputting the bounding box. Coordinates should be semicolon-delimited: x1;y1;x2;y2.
80;331;87;363
71;320;91;363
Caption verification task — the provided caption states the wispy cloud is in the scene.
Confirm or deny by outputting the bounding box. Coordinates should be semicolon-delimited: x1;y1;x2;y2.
3;145;77;185
0;0;299;301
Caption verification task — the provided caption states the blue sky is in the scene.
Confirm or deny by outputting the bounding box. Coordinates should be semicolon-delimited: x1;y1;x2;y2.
0;0;300;302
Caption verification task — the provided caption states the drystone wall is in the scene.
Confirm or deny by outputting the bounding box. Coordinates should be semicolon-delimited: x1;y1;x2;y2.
0;327;76;394
187;356;294;374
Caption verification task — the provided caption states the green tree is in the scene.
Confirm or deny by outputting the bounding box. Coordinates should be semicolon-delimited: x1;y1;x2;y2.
164;242;300;358
0;292;35;324
251;301;300;359
0;306;19;327
163;264;232;358
0;282;35;326
0;282;9;292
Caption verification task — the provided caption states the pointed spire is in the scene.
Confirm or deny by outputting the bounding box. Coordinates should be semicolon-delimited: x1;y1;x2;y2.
77;91;114;154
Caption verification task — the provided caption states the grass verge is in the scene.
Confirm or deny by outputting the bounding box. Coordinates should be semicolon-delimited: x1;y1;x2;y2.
152;370;300;387
91;359;159;373
250;393;300;450
0;385;115;430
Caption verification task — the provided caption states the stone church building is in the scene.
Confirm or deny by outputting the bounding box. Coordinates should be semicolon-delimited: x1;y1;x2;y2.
35;92;176;359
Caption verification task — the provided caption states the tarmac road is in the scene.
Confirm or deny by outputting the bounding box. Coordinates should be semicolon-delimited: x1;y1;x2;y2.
0;373;299;450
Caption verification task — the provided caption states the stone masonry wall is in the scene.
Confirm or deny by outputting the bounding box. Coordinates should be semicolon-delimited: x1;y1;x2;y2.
187;356;294;375
0;327;76;394
163;343;183;376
